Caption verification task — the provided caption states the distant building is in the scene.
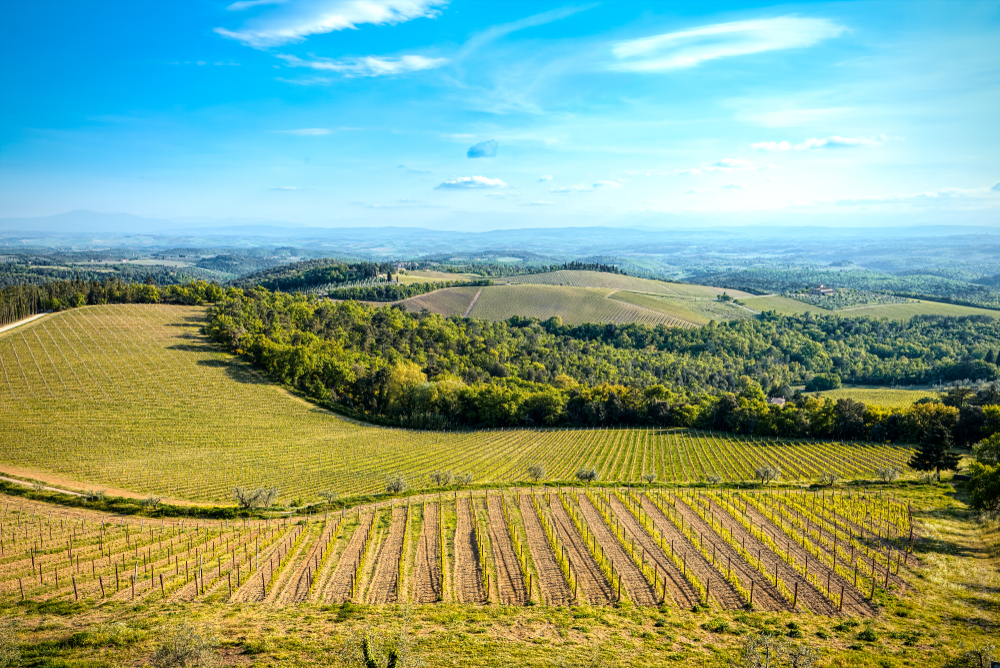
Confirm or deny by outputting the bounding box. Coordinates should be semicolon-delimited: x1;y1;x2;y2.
810;284;836;296
768;397;786;406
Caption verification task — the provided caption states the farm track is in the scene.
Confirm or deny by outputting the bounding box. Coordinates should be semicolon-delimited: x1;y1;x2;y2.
308;513;352;601
739;502;867;616
411;503;441;603
486;494;526;605
272;522;325;605
546;494;614;605
453;497;487;604
670;496;787;612
367;506;406;604
321;514;371;603
233;525;305;604
576;494;659;606
517;495;572;606
639;496;742;609
604;494;698;608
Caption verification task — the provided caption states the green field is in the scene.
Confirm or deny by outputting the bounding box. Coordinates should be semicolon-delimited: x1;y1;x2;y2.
396;269;480;285
609;291;755;324
0;305;914;503
743;295;1000;320
502;269;754;298
809;386;938;408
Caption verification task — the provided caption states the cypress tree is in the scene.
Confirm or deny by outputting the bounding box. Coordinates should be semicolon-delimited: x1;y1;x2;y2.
909;422;961;481
986;350;995;365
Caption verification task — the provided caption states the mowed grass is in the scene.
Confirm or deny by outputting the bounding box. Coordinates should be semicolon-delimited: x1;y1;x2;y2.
502;269;754;298
398;285;481;316
809;386;937;408
396;269;480;285
0;305;914;503
743;295;1000;320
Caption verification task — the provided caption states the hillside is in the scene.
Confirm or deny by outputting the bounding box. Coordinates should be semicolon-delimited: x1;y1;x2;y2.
743;295;1000;320
0;305;913;502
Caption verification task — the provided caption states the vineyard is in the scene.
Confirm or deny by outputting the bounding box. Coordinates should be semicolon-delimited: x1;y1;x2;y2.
741;295;1000;320
0;305;916;502
0;486;916;615
500;270;753;299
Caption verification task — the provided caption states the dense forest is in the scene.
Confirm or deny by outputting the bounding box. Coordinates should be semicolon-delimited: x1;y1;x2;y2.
205;286;1000;441
230;259;395;291
327;279;491;302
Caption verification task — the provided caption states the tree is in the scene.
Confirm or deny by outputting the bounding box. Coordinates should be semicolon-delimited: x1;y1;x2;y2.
875;467;899;483
319;490;338;507
754;466;781;486
575;468;599;485
909;423;961;481
386;474;407;494
954;405;986;448
818;472;838;487
527;464;546;482
153;623;218;668
233;486;279;510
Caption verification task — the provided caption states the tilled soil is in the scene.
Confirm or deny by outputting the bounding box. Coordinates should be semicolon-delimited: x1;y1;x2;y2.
604;494;699;608
486;494;526;605
545;494;614;605
639;495;743;609
321;513;372;603
366;506;407;604
453;497;487;604
737;499;871;616
517;495;573;606
671;496;787;612
575;494;658;606
274;520;333;605
411;503;442;603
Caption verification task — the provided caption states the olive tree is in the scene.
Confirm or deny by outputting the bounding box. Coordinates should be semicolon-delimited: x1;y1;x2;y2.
754;466;781;486
528;464;546;482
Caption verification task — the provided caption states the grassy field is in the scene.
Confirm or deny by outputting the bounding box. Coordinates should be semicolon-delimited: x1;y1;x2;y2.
743;295;1000;320
1;483;995;667
0;305;914;504
396;269;480;285
398;285;482;316
810;387;938;408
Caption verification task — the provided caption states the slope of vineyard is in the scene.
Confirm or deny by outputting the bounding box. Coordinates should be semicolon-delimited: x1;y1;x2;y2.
810;387;937;408
742;295;1000;320
0;305;915;503
466;285;698;326
397;285;481;316
500;270;753;298
608;291;754;324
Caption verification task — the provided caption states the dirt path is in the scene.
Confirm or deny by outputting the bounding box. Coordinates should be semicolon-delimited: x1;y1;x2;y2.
739;500;871;616
671;496;787;612
517;495;573;606
273;520;331;605
575;494;658;606
231;526;302;603
640;496;741;609
411;503;442;603
486;495;526;605
463;289;483;317
605;494;699;608
453;497;487;604
547;495;615;605
0;312;51;336
367;506;407;604
321;513;372;603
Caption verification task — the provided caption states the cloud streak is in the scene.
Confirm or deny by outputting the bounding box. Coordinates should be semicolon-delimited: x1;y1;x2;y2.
216;0;447;48
753;135;886;150
275;127;331;135
550;180;622;194
277;53;447;77
610;16;845;72
436;175;507;189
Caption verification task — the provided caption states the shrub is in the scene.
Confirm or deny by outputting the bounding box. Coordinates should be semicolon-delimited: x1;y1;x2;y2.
754;466;781;485
152;623;218;668
857;626;878;642
429;470;453;487
528;464;546;482
704;473;722;484
233;486;279;509
386;474;407;494
818;472;838;486
642;473;658;484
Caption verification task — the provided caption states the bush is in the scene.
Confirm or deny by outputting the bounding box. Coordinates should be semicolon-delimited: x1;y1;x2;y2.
754;466;781;485
805;374;842;392
528;464;546;482
385;474;407;494
875;467;900;483
857;626;878;642
818;472;838;486
152;623;218;668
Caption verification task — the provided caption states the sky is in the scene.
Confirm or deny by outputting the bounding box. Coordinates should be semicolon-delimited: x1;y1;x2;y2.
0;0;998;230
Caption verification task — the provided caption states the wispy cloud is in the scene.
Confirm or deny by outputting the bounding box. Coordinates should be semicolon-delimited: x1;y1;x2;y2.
551;180;623;194
270;185;300;190
275;127;331;135
458;4;597;60
436;175;507;189
993;182;1000;192
538;175;553;182
753;135;886;150
610;16;845;72
723;183;746;190
228;0;287;10
675;158;769;175
216;0;447;48
524;200;554;206
467;139;498;158
277;53;447;77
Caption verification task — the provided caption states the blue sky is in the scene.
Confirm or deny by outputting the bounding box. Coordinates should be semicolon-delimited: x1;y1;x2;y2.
1;0;998;229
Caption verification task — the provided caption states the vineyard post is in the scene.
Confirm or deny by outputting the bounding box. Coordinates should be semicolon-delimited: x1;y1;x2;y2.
99;576;105;598
160;574;165;597
72;575;78;601
705;578;711;606
839;584;845;612
749;579;754;607
19;577;24;601
792;581;798;609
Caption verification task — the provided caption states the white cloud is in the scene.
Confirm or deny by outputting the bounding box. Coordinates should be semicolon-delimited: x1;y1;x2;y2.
270;186;299;190
993;182;1000;192
538;175;553;182
436;175;507;189
275;127;331;135
277;53;447;77
723;183;746;190
753;135;885;150
610;16;845;72
594;180;623;189
216;0;447;48
676;158;767;175
685;188;712;194
524;200;554;206
228;0;287;10
674;168;703;176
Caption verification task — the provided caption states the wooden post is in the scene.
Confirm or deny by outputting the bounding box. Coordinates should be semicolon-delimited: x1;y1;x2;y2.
99;576;105;598
72;575;78;601
705;578;711;605
839;584;845;612
19;577;24;601
160;574;165;597
792;581;798;609
749;579;755;607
